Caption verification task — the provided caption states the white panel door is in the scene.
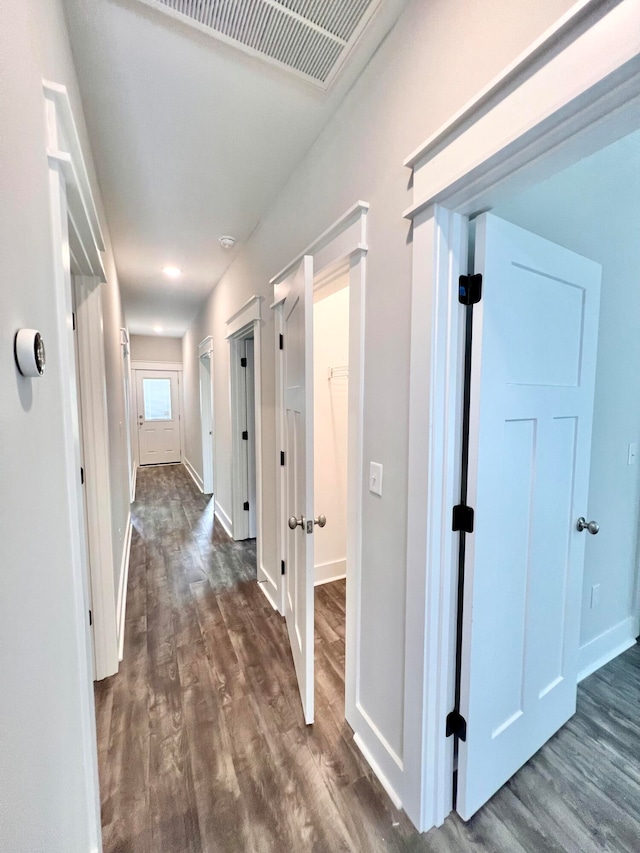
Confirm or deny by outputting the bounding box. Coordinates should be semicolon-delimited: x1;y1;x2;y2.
457;213;601;819
135;370;181;465
283;255;315;724
245;338;257;539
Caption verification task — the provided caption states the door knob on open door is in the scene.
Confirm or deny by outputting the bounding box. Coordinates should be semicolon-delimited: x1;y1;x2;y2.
288;515;304;530
313;514;327;528
577;517;599;534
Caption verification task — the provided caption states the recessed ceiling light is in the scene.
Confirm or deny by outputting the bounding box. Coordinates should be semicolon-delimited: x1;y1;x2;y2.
218;235;236;250
154;325;163;334
162;265;182;278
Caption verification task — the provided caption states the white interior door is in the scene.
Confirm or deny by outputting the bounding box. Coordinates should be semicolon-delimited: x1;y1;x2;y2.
199;353;214;495
244;338;257;538
135;370;181;465
283;255;315;724
457;213;601;819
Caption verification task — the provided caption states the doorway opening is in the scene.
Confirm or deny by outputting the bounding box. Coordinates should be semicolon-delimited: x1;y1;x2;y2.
312;263;350;730
420;123;640;830
272;201;375;788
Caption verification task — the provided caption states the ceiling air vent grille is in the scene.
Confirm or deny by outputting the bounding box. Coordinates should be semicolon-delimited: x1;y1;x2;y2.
140;0;382;87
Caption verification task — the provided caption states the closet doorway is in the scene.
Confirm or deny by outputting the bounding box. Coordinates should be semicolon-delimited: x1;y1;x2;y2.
312;266;350;732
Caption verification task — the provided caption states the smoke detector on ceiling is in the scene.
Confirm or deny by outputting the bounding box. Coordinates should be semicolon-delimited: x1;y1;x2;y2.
219;235;236;250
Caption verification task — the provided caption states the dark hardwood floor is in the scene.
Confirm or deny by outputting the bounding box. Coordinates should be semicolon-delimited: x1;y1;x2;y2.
95;463;640;852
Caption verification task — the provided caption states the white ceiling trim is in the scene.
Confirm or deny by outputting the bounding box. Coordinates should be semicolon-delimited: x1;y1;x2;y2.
403;0;607;169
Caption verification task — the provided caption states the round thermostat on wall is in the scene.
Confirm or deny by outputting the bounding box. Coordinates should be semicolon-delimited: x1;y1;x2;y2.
15;329;46;377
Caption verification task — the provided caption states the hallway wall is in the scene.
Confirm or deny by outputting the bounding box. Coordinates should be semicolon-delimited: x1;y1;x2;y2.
0;2;128;850
181;0;578;798
131;333;183;362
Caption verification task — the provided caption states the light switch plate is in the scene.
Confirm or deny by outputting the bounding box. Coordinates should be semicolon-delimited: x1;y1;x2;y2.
369;462;383;497
628;442;638;465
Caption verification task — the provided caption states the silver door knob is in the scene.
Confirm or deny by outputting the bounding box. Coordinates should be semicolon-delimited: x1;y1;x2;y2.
288;515;304;530
577;517;599;535
314;515;327;528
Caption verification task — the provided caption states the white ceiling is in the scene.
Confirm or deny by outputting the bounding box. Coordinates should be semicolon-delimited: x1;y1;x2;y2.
63;0;406;336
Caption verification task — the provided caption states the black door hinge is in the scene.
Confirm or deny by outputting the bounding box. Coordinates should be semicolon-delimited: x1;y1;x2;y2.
80;466;85;485
452;504;474;533
279;334;284;351
241;357;247;367
88;609;93;627
446;710;467;741
281;560;286;576
243;501;250;511
242;430;249;440
72;312;77;331
458;273;482;305
280;451;285;466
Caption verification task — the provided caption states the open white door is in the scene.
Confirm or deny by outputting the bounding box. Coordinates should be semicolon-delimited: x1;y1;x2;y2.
457;214;601;819
283;255;315;724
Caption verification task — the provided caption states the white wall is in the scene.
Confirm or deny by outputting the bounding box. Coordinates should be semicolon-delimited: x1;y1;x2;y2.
180;0;579;789
131;333;183;362
314;285;349;584
495;128;640;675
0;2;128;849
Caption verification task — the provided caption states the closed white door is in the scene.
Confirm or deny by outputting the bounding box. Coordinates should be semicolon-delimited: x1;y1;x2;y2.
135;370;181;465
244;338;257;538
457;213;601;819
199;353;214;495
283;255;315;724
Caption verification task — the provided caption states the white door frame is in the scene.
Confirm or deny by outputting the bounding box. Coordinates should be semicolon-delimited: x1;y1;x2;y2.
199;336;215;495
402;0;640;833
226;297;265;569
271;201;374;784
45;79;104;850
131;364;184;465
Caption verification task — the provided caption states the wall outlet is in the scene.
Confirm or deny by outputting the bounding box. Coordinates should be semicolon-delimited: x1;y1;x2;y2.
628;442;638;465
369;462;383;497
590;583;600;610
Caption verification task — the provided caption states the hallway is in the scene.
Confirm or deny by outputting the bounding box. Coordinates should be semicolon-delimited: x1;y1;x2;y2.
95;464;415;852
95;465;640;853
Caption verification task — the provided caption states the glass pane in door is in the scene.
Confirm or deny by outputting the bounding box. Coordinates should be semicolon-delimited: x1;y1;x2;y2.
143;378;172;420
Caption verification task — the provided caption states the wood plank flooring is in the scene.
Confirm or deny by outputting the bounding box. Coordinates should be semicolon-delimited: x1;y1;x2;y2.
95;463;640;852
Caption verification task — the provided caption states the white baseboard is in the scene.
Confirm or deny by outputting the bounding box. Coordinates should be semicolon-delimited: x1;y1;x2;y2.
130;464;138;503
578;614;639;682
117;513;133;662
353;730;403;810
347;699;403;809
315;558;347;586
215;500;233;538
258;574;279;611
183;457;204;493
